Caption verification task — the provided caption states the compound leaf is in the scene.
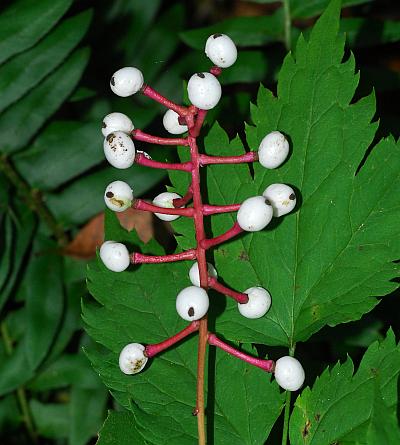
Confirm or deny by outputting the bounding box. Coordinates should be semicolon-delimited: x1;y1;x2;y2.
289;329;400;444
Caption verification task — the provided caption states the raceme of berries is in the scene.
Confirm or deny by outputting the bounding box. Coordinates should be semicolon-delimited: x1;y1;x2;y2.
263;183;296;217
99;32;303;442
104;180;133;212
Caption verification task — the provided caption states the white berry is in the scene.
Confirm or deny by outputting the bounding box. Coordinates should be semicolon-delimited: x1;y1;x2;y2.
176;286;209;321
274;356;305;391
205;33;237;68
163;109;188;135
258;131;289;169
104;181;133;212
100;241;130;272
119;343;148;375
237;196;273;232
103;131;136;169
152;192;182;222
110;67;144;97
187;72;221;110
263;183;296;217
102;112;134;137
189;262;218;287
238;287;271;319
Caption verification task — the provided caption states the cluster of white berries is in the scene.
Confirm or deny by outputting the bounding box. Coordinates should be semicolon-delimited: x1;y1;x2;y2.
100;32;305;393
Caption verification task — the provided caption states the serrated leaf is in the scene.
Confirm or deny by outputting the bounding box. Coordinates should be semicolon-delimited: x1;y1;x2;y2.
0;0;72;65
0;10;92;114
14;121;102;190
24;236;64;370
289;330;400;444
173;0;400;348
0;47;90;154
97;411;147;445
180;9;284;50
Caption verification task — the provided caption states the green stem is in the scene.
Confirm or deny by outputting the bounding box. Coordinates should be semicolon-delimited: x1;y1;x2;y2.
281;344;295;445
282;0;292;51
0;155;68;246
0;322;37;443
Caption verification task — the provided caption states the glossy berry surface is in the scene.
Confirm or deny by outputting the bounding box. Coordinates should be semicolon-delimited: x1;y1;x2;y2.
99;241;130;272
263;183;296;217
274;356;305;391
163;109;188;135
119;343;148;375
152;192;183;221
176;286;209;321
258;131;289;169
104;180;133;212
205;33;237;68
110;67;144;97
102;112;134;137
237;196;273;231
238;286;271;319
187;72;221;110
189;262;218;287
103;131;136;169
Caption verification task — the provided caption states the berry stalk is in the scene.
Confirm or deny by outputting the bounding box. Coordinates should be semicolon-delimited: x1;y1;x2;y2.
133;199;194;217
202;203;241;216
208;277;249;304
201;222;243;250
199;152;258;166
134;153;192;171
132;250;196;264
132;129;189;146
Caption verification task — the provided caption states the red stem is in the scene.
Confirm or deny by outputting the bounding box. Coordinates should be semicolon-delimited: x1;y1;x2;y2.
135;152;192;171
133;199;194;217
132;129;189;146
141;84;188;116
208;277;249;304
173;186;193;207
132;250;196;264
201;222;243;250
208;334;275;373
145;321;200;358
199;152;258;166
202;203;240;216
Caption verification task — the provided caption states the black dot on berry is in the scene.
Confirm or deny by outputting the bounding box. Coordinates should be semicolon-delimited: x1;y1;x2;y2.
102;122;106;128
110;76;115;86
213;33;222;39
188;307;195;317
106;191;114;198
265;199;271;206
197;73;205;79
106;133;114;142
289;193;295;200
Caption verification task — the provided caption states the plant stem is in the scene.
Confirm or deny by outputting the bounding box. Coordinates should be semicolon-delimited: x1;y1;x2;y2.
0;322;37;443
201;222;243;250
282;0;292;51
208;277;248;304
141;85;189;117
133;199;194;217
173;186;193;207
281;345;295;445
199;152;258;166
134;153;193;171
202;203;240;216
0;155;67;246
131;249;197;264
132;129;189;146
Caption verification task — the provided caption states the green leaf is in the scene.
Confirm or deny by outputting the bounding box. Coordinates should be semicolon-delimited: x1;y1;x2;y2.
289;329;400;444
97;411;147;445
0;47;90;154
290;0;372;19
179;0;400;347
0;11;92;114
69;385;108;445
0;0;72;65
180;9;284;50
24;236;64;370
30;399;69;439
14;121;102;190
